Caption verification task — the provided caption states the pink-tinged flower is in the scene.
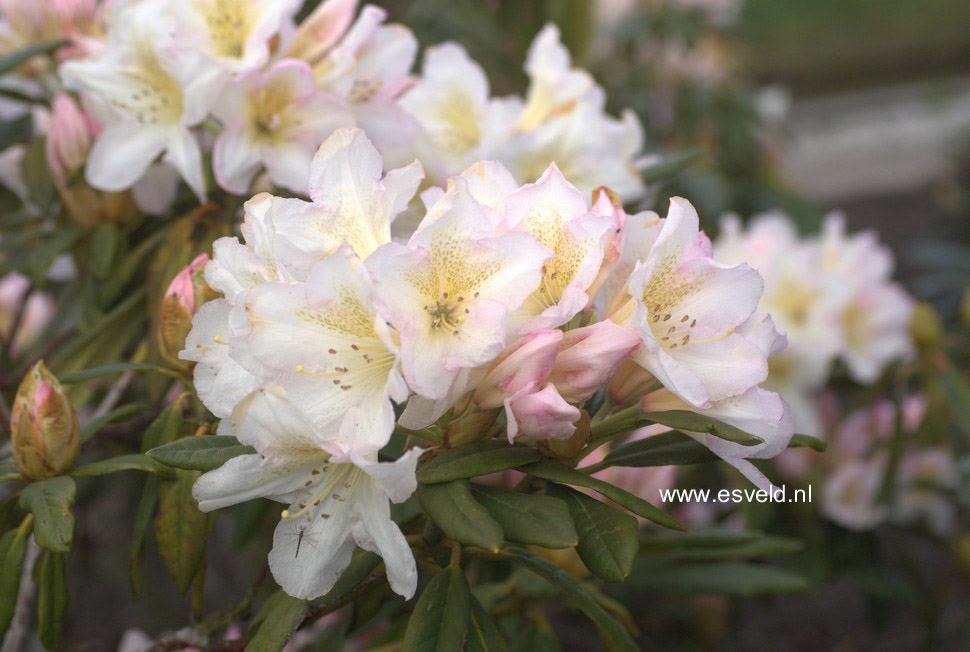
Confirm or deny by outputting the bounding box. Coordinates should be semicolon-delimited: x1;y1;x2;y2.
516;23;595;132
546;320;641;403
472;329;563;410
366;179;551;400
159;253;215;368
507;383;580;442
286;0;359;64
10;361;80;480
894;448;957;537
841;284;913;384
60;2;225;200
0;0;97;44
0;272;55;357
169;0;301;73
610;198;767;408
212;59;354;195
822;458;887;531
45;93;99;185
606;358;659;405
503;163;615;334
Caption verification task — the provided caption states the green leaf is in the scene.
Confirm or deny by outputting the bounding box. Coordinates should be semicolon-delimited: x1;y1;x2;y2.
417;481;504;552
641;149;701;184
81;403;150;442
547;485;638;582
641;410;761;445
148;435;257;472
60;363;167;384
402;566;471;652
466;596;509;652
155;469;209;593
34;550;68;651
19;477;75;553
141;402;185;452
89;223;120;279
246;589;309;651
601;431;719;467
0;40;69;76
504;546;639;652
630;561;810;595
72;454;170;478
789;434;827;452
470;484;577;549
310;550;381;609
940;363;970;441
522;460;684;531
0;523;30;637
639;528;760;550
653;536;803;561
128;476;158;600
0;114;31;150
416;440;541;484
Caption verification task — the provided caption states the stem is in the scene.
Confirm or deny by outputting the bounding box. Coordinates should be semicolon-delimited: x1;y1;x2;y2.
0;526;39;652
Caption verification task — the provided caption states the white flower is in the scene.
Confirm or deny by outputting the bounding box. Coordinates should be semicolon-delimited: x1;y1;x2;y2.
193;385;419;600
212;59;354;195
822;458;888;531
60;1;223;199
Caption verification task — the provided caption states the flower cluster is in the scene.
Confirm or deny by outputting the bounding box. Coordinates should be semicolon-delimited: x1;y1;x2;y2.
46;0;645;209
179;126;792;601
713;212;914;434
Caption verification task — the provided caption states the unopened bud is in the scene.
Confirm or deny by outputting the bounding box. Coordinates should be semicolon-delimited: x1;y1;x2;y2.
159;254;216;369
443;407;500;448
46;94;97;186
910;302;942;352
540;409;590;459
10;361;80;480
607;359;657;406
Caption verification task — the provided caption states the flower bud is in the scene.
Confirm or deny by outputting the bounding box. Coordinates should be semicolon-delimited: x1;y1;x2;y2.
286;0;359;65
10;361;80;480
909;301;942;352
547;320;641;403
472;330;563;410
159;254;216;369
607;359;657;405
443;407;500;448
507;384;580;442
46;93;98;186
540;409;590;458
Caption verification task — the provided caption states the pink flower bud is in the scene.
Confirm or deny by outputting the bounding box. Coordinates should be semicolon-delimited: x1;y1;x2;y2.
607;359;658;405
159;254;215;369
472;329;563;410
547;320;641;403
507;384;580;442
46;94;98;186
11;361;80;480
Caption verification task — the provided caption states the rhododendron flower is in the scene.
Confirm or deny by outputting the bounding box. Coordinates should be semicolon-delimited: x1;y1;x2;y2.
472;329;563;410
45;93;98;185
60;2;223;199
507;382;580;441
212;60;353;194
610;198;767;408
193;385;420;600
504;163;615;333
366;180;550;400
822;458;888;531
895;448;957;537
546;320;642;403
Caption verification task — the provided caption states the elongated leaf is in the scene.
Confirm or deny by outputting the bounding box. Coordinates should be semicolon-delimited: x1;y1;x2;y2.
639;528;760;550
89;223;119;279
81;403;150;442
0;40;68;76
641;149;701;184
34;550;68;651
141;402;184;452
467;596;509;652
547;485;638;582
402;566;471;652
72;454;169;478
0;524;30;636
155;469;209;593
505;546;639;652
60;363;167;384
417;441;541;484
0;461;20;482
418;481;503;552
941;364;970;441
602;431;718;467
641;410;760;445
148;436;256;472
247;589;309;651
19;477;75;553
630;561;810;595
128;476;158;600
522;460;684;531
310;550;381;609
651;536;803;561
470;484;577;549
789;434;826;452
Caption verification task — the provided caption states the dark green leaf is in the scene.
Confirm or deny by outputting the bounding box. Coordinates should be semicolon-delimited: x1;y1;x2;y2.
504;546;639;652
148;436;257;472
0;114;31;150
639;528;761;550
547;485;638;582
522;460;684;530
0;523;30;636
417;481;504;552
401;566;471;652
642;149;701;184
89;223;120;279
470;484;577;549
246;589;309;651
630;561;810;595
417;441;541;484
789;434;827;452
81;403;150;442
128;475;158;600
60;363;167;384
0;40;69;76
141;402;184;452
72;453;170;478
467;596;509;652
641;410;760;445
602;431;719;467
155;469;209;593
19;477;75;553
34;550;68;651
940;363;970;441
